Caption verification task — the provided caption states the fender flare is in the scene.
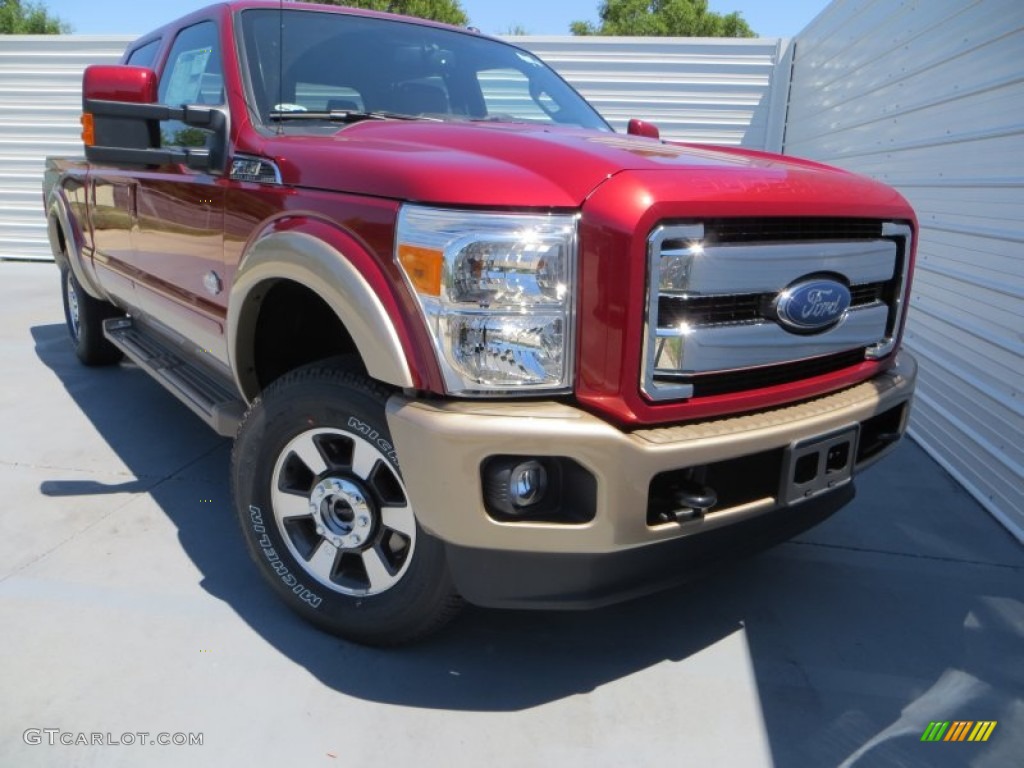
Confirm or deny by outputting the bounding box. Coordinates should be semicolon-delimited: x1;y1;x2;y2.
228;221;420;401
47;188;106;301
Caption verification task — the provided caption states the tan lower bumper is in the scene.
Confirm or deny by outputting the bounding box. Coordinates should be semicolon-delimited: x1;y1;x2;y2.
385;354;916;554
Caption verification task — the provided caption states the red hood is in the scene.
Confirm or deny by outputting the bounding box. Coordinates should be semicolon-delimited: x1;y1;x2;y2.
253;121;883;209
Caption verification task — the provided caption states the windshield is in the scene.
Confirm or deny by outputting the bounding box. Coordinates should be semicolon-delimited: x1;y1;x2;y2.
238;8;610;132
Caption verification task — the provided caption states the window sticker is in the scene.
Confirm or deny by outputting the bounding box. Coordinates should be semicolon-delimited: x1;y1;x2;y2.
164;47;212;105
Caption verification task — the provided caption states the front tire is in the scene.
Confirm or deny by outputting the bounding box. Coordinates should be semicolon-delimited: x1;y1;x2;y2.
231;363;462;646
60;266;123;366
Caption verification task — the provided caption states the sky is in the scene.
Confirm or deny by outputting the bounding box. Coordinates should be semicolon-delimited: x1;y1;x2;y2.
40;0;829;39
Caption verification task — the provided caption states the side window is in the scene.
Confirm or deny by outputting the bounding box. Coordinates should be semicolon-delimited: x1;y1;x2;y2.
126;39;161;68
157;21;223;148
476;68;551;123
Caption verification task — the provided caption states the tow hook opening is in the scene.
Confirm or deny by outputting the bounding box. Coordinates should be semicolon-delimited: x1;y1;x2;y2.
648;449;785;528
671;477;718;522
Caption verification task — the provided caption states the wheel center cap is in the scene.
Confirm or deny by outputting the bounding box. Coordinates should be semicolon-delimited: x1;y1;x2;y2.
309;478;374;550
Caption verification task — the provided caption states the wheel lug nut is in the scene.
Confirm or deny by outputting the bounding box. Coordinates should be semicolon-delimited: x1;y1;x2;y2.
316;526;324;535
358;516;369;527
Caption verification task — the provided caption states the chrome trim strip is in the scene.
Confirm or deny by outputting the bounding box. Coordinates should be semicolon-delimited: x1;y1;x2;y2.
866;222;913;359
643;224;703;400
661;240;897;296
653;304;889;374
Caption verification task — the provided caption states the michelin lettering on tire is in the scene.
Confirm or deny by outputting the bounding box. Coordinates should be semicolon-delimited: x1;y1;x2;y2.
249;505;323;608
347;416;400;469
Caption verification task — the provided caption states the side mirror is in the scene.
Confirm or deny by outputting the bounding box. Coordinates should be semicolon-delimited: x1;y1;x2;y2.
84;64;158;103
82;64;228;174
627;118;660;140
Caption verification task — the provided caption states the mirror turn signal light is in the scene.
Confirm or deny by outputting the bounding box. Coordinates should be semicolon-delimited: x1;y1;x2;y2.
81;113;95;146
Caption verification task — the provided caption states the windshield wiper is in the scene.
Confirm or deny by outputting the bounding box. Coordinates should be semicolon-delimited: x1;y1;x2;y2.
268;110;423;124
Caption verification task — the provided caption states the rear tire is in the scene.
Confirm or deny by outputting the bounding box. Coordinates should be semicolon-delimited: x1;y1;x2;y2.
60;266;123;366
231;362;462;646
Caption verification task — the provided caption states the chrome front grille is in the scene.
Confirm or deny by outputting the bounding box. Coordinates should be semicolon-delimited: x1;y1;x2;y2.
642;220;912;401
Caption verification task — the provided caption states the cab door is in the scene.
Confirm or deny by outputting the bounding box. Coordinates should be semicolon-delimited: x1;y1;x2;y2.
130;20;227;357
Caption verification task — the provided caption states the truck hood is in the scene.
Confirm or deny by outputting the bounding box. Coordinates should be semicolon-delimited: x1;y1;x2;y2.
260;121;870;209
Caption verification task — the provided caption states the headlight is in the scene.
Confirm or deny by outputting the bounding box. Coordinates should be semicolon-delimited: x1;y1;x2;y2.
396;205;577;395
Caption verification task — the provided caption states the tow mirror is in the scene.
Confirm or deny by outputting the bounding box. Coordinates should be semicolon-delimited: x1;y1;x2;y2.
627;119;660;140
82;64;228;174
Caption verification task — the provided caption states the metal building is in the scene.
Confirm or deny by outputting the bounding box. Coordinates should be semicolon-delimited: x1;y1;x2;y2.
0;35;132;261
784;0;1024;541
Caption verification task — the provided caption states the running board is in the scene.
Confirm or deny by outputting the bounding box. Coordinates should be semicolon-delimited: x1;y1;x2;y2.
103;317;245;437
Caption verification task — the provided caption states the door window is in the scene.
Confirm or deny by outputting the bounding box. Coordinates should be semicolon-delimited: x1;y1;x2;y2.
158;21;224;148
126;39;161;68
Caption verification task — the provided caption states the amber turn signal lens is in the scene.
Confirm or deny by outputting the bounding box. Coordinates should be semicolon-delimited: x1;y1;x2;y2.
398;245;443;296
80;113;95;146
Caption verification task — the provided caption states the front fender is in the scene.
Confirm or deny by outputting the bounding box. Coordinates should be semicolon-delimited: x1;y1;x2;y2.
229;218;423;401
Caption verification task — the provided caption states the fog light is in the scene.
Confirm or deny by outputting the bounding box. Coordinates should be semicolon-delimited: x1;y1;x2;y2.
510;460;547;507
482;455;596;524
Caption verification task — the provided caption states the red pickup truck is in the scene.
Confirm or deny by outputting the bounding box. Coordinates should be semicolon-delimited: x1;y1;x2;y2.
43;1;917;645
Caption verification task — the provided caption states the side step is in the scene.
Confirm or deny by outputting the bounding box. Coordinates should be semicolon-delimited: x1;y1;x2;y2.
103;317;245;437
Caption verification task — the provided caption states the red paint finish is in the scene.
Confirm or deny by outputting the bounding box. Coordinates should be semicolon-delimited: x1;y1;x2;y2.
82;65;158;104
248;123;614;209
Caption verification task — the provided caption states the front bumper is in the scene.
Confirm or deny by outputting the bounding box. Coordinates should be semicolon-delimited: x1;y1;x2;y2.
386;353;916;607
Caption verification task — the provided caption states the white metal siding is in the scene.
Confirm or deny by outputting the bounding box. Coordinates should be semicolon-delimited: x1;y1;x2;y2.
0;35;132;261
785;0;1024;541
515;36;790;147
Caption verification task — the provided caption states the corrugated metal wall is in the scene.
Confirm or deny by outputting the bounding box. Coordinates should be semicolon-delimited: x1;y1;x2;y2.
784;0;1024;541
0;36;133;261
0;34;789;262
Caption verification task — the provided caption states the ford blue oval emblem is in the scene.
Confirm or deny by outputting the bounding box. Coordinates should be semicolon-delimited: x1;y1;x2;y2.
774;279;851;333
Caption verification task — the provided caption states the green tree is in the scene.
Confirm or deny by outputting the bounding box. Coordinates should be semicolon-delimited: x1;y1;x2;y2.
308;0;468;27
571;0;754;37
0;0;70;33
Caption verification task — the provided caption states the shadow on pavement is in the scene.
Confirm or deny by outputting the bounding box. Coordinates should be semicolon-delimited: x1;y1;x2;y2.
33;322;1024;764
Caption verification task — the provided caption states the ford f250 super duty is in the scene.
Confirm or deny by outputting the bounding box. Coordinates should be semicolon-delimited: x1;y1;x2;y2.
43;1;917;645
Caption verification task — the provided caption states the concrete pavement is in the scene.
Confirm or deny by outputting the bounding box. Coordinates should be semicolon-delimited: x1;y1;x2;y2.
2;261;1022;767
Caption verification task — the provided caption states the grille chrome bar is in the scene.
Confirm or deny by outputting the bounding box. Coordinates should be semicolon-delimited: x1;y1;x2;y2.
642;219;913;402
657;282;886;328
654;304;889;374
659;240;897;296
866;222;913;359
